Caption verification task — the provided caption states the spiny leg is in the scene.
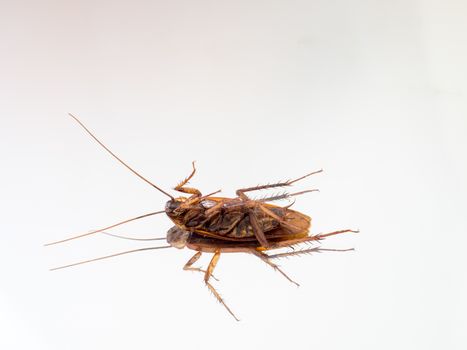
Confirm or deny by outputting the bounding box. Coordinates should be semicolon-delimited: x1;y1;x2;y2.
175;161;196;189
236;169;323;200
259;189;319;203
183;251;219;281
174;161;201;196
252;250;300;287
267;247;354;260
267;229;359;250
235;170;322;243
204;251;239;321
315;229;360;240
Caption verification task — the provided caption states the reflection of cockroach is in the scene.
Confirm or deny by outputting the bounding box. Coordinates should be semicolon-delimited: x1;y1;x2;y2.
47;114;358;321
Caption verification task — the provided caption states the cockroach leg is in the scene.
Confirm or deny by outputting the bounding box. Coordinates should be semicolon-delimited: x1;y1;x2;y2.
177;187;202;196
205;199;226;216
314;229;360;240
236;169;323;200
248;209;271;248
252;250;300;287
204;251;220;284
287;169;323;185
175;161;196;188
259;189;319;203
204;251;239;321
267;229;359;249
256;203;284;221
183;251;219;281
267;247;354;260
174;161;201;196
255;202;303;233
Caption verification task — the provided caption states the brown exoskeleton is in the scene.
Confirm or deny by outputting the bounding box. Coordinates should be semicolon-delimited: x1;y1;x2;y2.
47;114;358;321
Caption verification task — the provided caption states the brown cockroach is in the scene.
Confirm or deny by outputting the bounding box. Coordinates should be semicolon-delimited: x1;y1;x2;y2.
47;113;358;321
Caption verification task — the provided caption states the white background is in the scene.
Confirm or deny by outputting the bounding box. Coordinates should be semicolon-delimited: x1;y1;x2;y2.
1;1;466;349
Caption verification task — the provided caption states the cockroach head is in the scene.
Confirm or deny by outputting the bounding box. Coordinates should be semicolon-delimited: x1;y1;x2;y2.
164;197;186;214
166;226;190;249
165;200;180;213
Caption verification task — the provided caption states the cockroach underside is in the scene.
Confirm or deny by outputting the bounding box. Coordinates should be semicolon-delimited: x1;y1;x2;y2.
47;114;358;321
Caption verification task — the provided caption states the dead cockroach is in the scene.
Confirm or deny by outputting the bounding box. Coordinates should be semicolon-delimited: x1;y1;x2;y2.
47;113;358;321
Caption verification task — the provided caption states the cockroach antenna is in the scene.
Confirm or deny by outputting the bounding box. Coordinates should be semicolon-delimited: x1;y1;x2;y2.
50;245;173;271
68;113;174;200
45;210;166;246
101;231;166;241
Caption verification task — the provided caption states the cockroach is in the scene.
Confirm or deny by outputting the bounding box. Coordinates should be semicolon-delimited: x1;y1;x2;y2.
47;113;358;321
